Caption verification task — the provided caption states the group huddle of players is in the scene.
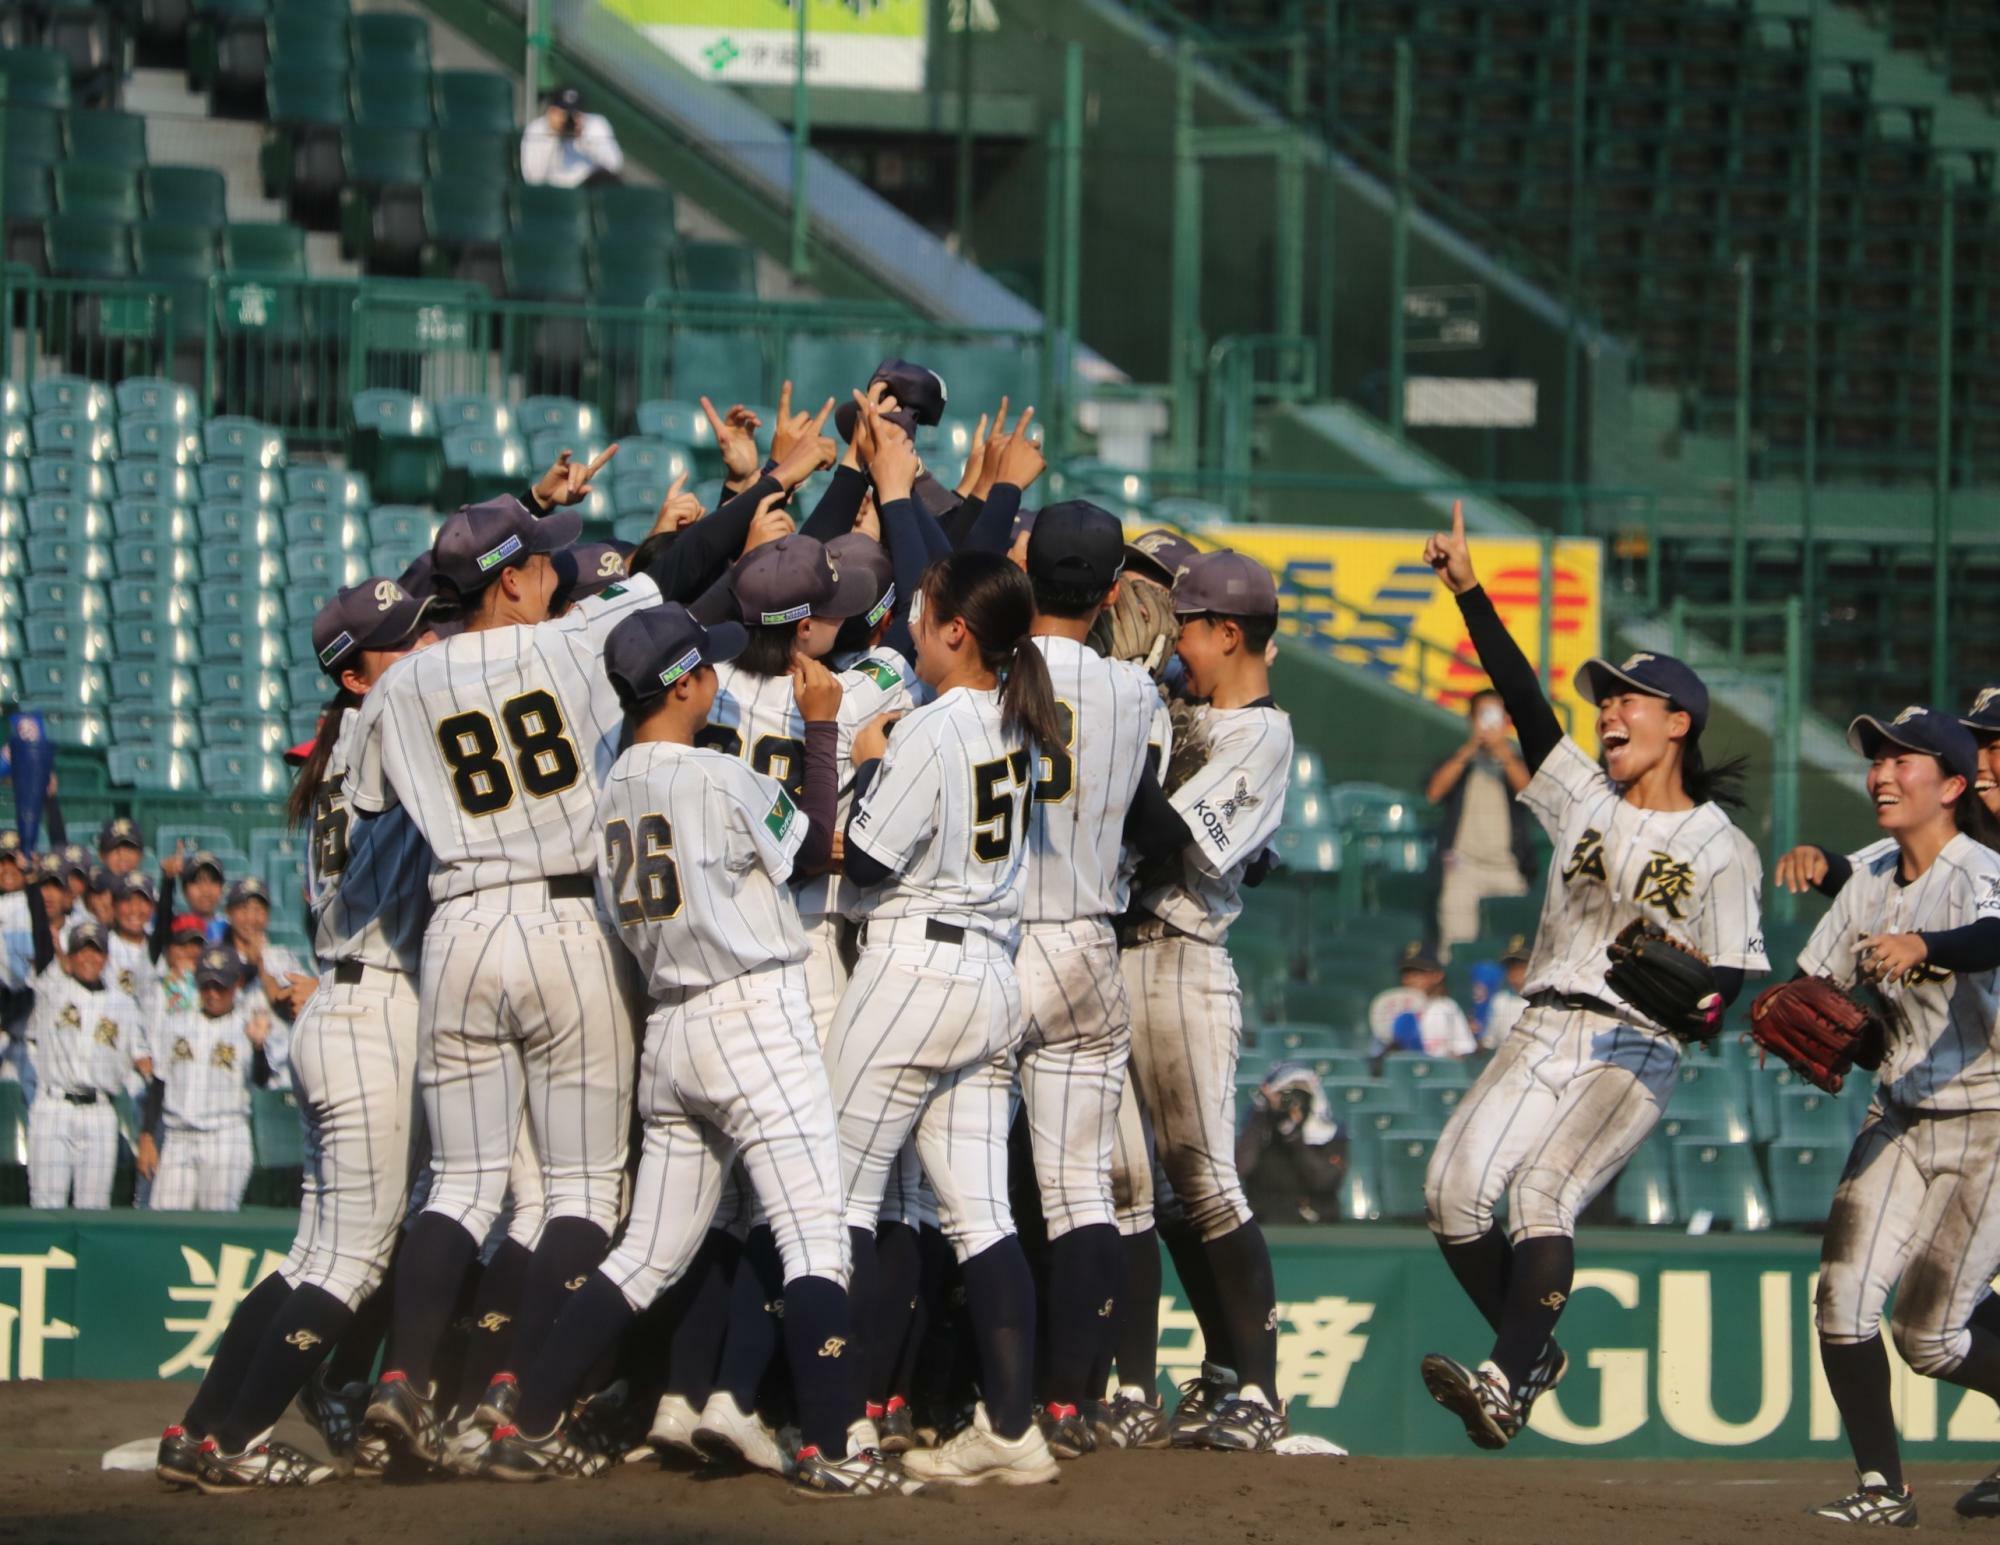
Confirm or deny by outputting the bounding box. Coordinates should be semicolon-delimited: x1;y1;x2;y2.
135;363;2000;1522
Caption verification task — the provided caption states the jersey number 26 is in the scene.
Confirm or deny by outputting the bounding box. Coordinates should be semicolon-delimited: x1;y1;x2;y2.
604;814;683;922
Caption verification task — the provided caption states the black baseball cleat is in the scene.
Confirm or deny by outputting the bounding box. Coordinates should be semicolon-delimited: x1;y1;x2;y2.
790;1445;924;1498
296;1370;371;1474
363;1370;444;1467
1420;1354;1520;1450
194;1437;338;1493
1812;1474;1917;1527
876;1397;916;1454
472;1372;520;1432
1515;1340;1569;1420
1958;1461;2000;1517
1036;1402;1097;1460
1168;1364;1239;1447
155;1424;203;1488
1194;1388;1290;1453
480;1421;613;1482
1095;1389;1171;1450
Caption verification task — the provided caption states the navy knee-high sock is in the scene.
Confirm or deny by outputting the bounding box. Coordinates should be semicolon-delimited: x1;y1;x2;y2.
1202;1221;1278;1396
1436;1224;1512;1333
182;1272;292;1437
960;1238;1036;1440
1115;1228;1162;1395
509;1218;609;1378
513;1272;635;1438
866;1222;922;1407
665;1230;740;1406
890;1224;944;1402
450;1237;532;1416
214;1285;354;1454
1044;1223;1119;1408
325;1273;393;1390
1160;1215;1232;1373
386;1213;480;1391
1821;1336;1902;1489
1490;1236;1575;1392
715;1226;786;1412
782;1274;857;1458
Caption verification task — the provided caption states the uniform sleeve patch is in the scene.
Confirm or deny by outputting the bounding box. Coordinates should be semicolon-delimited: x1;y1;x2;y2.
597;583;627;601
858;658;902;691
765;787;798;841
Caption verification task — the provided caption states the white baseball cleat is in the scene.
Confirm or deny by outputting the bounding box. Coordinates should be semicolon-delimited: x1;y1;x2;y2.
899;1402;1058;1488
647;1393;703;1462
693;1391;789;1475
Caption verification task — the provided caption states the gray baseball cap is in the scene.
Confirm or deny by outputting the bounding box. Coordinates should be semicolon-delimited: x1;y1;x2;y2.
605;603;748;706
194;945;243;990
734;534;877;626
1172;550;1277;618
824;534;896;629
113;871;157;904
1125;527;1200;588
224;875;270;909
66;921;109;955
312;578;435;677
432;495;579;596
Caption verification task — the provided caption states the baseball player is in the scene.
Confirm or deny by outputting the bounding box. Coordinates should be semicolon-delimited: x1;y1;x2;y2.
1110;549;1295;1453
1010;501;1157;1457
22;901;147;1209
1757;708;2000;1527
106;871;161;1018
98;814;145;877
482;604;911;1496
141;944;275;1212
828;538;1064;1488
1417;503;1767;1450
152;581;441;1494
349;451;830;1463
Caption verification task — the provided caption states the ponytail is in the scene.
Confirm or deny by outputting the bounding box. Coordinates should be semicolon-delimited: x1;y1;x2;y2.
285;689;357;829
1681;734;1749;811
918;551;1065;752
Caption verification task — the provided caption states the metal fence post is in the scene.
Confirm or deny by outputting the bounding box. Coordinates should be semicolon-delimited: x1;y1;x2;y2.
1041;117;1063;423
1561;0;1588;536
789;0;812;279
1170;41;1201;469
1774;596;1803;923
1060;41;1084;462
1316;0;1339;398
1731;252;1752;662
1389;40;1411;438
1801;0;1820;709
1932;173;1955;705
1538;529;1555;691
524;0;548;124
955;0;976;258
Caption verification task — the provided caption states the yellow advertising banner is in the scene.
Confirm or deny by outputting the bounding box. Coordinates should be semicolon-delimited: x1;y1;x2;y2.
1172;524;1604;751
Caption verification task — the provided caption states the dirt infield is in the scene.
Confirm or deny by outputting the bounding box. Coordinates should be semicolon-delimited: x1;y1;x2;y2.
3;1381;1996;1544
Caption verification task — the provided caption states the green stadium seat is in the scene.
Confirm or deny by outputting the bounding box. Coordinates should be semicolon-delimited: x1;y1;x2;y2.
65;109;148;171
636;400;716;453
0;421;25;461
508;183;591;246
116;376;198;421
349;393;444;504
282;503;340;547
614;437;695;487
284;578;337;623
53;163;140;222
0;47;70;110
1776;1086;1853;1143
1767;1139;1845;1226
199;464;285;506
205;417;286;467
27;535;109;581
1668;1060;1753;1144
435;394;512;435
41;706;108;747
117;414;202;465
30;455;112;498
25;491;107;537
592;182;676;244
594;244;674;309
285;466;369;507
351;71;433;133
108;743;195;790
1375;1129;1438;1221
427;129;513;187
111;496;191;541
140;165;228;226
1337;1128;1381;1222
201;747;283;794
268;9;346;65
113;539;199;584
528;429;609;471
785;334;890;407
31;411;115;460
365;505;432;553
433;69;513;133
670;331;768;411
500;235;586;301
350;12;429;70
26;613;109;660
441;427;529;504
677;241;758;296
18;656;106;706
517;396;597;440
6;104;64;166
111;616;192;661
1379;1056;1474;1101
114;458;197;501
44;213;132;278
342;123;426;188
1670;1138;1772;1232
222;223;306;278
285;661;325;706
422;180;507;275
285;544;341;584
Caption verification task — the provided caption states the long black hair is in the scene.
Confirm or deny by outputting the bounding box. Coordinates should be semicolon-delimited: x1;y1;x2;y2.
1954;774;2000;853
733;623;799;679
285;688;357;828
1679;729;1750;811
918;550;1064;752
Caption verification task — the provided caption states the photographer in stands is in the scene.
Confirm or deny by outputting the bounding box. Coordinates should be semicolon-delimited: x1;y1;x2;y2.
520;84;625;188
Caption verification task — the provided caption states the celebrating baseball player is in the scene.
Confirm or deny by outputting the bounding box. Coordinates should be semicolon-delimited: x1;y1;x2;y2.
142;944;277;1213
1418;501;1768;1450
153;579;439;1493
1750;708;2000;1526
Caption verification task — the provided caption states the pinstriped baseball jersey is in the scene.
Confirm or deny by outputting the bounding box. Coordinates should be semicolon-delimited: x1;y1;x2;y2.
0;890;30;989
308;705;434;971
702;650;914;921
1135;703;1292;943
1797;832;2000;1112
1847;836;1898;868
156;1005;260;1130
1024;638;1156;924
344;573;664;899
597;741;810;992
1517;736;1768;1020
24;969;142;1095
1115;696;1176;904
846;685;1033;941
107;932;158;1021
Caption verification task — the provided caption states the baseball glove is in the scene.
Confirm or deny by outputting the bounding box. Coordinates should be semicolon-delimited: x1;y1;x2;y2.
1748;976;1887;1094
1603;919;1724;1043
1162;696;1210;795
1088;578;1181;682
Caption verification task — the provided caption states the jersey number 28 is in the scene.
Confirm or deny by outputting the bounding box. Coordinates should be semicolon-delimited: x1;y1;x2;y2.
604;814;683;922
436;689;583;816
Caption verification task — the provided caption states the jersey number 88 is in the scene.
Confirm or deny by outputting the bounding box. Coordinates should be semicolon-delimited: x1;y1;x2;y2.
436;690;583;815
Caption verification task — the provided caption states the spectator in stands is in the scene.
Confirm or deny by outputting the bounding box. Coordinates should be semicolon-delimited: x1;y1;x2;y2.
1471;937;1531;1049
139;944;275;1213
520;84;624;188
1369;944;1477;1067
160;847;228;946
1425;688;1534;962
98;816;144;879
1236;1060;1348;1225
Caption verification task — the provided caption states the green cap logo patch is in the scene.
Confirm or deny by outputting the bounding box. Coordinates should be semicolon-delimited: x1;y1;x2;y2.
657;646;701;689
478;533;524;572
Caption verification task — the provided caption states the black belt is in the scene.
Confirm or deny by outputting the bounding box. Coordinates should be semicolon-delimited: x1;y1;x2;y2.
861;918;965;948
1529;989;1627;1021
548;874;595;900
62;1089;99;1106
334;960;365;985
1116;915;1188;950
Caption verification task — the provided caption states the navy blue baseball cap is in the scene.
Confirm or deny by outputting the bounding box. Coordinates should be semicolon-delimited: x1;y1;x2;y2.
1027;501;1124;591
1009;507;1038;548
604;603;748;706
824;533;895;629
1125;527;1200;588
1174;550;1278;618
194;944;243;990
1848;706;1979;785
833;359;947;443
551;541;632;613
734;533;876;625
1574;651;1710;735
113;871;157;904
1961;684;2000;739
432;495;579;596
66;921;108;955
97;815;143;854
312;578;435;678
